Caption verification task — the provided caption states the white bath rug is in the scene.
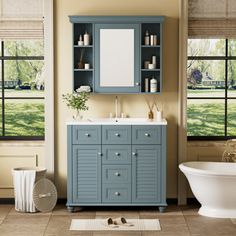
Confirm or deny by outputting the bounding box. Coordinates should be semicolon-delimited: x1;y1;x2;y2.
70;218;161;231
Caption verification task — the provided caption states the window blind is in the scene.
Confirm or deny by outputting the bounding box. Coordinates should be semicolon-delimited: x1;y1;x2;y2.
0;0;44;39
188;0;236;38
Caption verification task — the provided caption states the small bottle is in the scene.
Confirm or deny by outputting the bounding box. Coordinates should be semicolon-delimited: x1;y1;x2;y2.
152;56;156;68
84;32;90;46
78;35;84;46
144;31;150;45
148;110;154;119
150;35;154;45
150;76;157;93
145;78;149;92
153;35;158;45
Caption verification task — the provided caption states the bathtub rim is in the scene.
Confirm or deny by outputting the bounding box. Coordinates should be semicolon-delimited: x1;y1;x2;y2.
179;161;236;178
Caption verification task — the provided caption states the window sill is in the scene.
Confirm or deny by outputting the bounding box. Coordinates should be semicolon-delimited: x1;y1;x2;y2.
0;140;45;147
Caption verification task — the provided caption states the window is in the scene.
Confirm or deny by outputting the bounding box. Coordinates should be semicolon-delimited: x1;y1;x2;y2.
187;39;236;140
0;40;44;140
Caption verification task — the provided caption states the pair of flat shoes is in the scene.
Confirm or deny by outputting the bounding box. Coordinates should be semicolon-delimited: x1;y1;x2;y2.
107;217;134;228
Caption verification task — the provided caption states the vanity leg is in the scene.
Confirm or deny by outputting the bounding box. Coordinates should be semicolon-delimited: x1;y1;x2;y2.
158;206;166;213
67;206;83;212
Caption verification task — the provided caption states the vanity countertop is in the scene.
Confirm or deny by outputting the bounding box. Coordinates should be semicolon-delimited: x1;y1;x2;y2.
66;118;167;125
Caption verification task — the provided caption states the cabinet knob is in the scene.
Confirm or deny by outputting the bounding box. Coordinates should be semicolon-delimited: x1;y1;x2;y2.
85;133;90;137
115;133;120;137
132;152;137;156
136;82;140;86
98;152;102;156
115;172;120;176
115;192;120;196
145;133;150;137
115;152;120;156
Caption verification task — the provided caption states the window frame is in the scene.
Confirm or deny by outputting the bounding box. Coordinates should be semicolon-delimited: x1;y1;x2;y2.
0;40;45;140
187;38;236;141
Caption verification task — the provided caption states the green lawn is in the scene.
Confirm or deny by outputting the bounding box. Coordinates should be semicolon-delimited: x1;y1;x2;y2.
188;102;236;136
4;89;44;98
0;101;44;136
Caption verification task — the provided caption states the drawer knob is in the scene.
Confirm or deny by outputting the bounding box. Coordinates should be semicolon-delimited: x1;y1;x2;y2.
85;133;90;137
132;152;137;156
98;152;102;156
115;133;120;137
145;133;150;137
115;152;120;156
115;192;120;196
115;172;120;176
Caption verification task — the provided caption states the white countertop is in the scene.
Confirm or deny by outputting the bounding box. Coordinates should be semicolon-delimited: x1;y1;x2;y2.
66;118;167;125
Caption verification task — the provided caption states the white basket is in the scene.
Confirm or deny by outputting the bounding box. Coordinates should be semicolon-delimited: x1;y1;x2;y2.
12;167;46;212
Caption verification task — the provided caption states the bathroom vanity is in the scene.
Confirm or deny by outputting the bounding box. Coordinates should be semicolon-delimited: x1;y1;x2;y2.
69;16;164;93
66;119;167;212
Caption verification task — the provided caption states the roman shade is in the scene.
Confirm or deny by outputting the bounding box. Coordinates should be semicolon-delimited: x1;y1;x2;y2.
188;0;236;38
0;0;44;39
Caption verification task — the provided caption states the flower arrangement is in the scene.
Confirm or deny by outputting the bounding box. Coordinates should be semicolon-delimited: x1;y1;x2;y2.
62;87;90;120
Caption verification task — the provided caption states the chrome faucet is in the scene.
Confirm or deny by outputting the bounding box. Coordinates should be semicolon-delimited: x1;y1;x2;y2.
115;96;119;118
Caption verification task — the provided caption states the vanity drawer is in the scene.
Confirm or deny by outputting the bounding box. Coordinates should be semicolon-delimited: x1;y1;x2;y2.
102;184;131;203
132;125;161;144
102;125;131;144
102;165;131;183
72;125;101;144
102;145;131;164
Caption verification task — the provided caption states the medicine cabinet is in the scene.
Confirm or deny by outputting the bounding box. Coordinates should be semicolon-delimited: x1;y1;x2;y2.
69;16;165;94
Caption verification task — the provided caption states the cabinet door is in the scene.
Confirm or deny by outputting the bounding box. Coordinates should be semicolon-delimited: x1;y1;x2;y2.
132;145;161;203
72;145;101;203
95;24;140;93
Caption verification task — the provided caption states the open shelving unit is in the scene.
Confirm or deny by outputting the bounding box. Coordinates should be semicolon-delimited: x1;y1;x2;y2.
140;23;162;93
73;23;94;92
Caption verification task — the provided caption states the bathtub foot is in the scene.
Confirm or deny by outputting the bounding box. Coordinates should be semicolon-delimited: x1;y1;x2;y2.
199;206;236;218
158;206;166;213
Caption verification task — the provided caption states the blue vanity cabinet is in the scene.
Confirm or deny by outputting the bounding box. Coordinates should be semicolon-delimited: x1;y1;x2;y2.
67;123;167;212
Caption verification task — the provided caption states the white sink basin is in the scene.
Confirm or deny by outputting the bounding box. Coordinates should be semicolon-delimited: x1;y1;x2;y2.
67;117;167;125
88;118;149;123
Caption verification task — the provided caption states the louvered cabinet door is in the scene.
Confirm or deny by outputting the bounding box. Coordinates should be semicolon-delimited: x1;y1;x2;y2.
72;145;102;203
132;145;161;203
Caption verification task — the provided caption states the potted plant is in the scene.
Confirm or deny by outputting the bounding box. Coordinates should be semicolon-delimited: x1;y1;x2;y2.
62;88;90;120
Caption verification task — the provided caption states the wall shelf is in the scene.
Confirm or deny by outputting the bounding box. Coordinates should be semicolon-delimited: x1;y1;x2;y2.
141;45;160;48
74;45;93;48
141;69;160;71
74;69;93;71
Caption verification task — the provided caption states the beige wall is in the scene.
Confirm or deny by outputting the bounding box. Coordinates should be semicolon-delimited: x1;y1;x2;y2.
0;142;45;197
55;0;179;198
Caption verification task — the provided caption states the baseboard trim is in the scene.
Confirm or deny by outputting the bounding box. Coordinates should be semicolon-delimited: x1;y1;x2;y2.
0;198;199;205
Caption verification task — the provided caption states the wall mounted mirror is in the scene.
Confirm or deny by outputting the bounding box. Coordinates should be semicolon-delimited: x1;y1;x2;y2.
100;29;134;87
95;24;140;93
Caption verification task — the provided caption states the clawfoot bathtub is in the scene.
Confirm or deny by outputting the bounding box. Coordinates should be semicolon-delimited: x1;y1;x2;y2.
179;161;236;218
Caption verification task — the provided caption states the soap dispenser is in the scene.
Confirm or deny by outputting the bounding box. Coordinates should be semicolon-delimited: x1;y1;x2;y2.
150;76;157;93
84;32;90;46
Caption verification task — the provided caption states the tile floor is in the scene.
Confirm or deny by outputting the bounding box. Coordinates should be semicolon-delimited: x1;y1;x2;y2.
0;204;236;236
